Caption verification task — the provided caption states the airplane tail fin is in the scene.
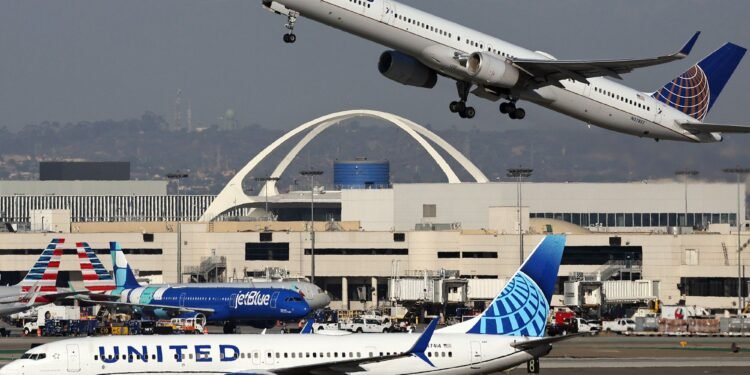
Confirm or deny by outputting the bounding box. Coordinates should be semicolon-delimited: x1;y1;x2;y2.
19;238;64;293
109;242;140;289
440;235;566;337
652;43;746;121
76;242;116;293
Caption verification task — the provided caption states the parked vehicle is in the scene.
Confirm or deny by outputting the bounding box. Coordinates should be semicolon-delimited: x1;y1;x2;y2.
22;305;81;336
660;305;710;320
603;318;636;333
345;317;393;333
575;318;601;334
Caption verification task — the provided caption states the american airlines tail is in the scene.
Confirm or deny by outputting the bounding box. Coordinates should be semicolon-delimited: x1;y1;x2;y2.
18;238;64;294
75;242;116;293
653;43;747;121
439;235;565;337
109;241;141;290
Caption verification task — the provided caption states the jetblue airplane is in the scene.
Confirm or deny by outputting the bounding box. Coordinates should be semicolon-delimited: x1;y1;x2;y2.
1;235;570;375
75;241;331;310
76;242;311;330
262;0;749;142
0;239;81;316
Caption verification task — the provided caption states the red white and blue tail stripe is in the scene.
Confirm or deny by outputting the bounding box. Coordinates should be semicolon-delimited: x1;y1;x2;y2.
76;242;116;293
19;238;64;294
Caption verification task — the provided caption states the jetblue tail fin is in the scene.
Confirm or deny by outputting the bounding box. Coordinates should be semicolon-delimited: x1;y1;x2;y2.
653;43;746;121
109;241;140;289
19;238;64;293
440;235;566;337
76;242;116;293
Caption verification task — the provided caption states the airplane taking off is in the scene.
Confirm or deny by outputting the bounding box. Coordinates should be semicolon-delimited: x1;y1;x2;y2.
76;242;311;331
75;241;330;310
262;1;749;143
0;239;77;316
1;235;571;375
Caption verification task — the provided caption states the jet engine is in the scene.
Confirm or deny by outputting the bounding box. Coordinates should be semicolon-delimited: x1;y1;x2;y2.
378;51;438;88
467;52;520;88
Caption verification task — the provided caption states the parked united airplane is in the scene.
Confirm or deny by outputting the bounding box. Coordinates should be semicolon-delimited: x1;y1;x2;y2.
262;0;749;142
0;235;570;375
75;242;311;331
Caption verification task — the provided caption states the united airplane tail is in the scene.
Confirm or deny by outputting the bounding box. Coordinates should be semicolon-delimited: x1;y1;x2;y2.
18;238;64;294
76;242;116;293
653;42;746;121
109;242;141;289
439;235;566;337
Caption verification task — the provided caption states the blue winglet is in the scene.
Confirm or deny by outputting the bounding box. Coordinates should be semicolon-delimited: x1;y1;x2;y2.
679;31;701;56
408;319;438;367
300;320;314;334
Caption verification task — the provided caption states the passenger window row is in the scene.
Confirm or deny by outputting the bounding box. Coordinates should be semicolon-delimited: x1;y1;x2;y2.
347;0;371;9
393;12;514;60
95;350;454;362
593;87;651;111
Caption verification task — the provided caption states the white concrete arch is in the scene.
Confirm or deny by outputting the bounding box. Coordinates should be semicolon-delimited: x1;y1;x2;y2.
200;110;488;221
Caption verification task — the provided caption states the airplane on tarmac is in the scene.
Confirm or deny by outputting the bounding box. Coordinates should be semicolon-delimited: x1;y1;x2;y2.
75;242;311;332
262;1;749;143
0;235;571;375
75;241;331;310
0;239;82;316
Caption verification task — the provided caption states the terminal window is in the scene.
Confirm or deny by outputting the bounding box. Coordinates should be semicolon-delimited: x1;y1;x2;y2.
423;204;437;218
245;242;289;261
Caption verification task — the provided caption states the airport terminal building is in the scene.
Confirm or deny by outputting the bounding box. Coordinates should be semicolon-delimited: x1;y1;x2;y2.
1;112;748;313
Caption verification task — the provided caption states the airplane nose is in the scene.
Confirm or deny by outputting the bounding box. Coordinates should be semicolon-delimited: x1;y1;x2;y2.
0;361;19;375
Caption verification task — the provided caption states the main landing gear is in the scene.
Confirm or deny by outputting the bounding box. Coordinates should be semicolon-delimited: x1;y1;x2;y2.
449;81;476;119
282;11;299;43
499;101;526;120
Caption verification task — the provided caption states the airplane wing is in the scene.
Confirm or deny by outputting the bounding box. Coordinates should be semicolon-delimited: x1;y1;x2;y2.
512;32;700;88
229;320;439;375
679;122;750;133
75;298;214;316
510;333;583;350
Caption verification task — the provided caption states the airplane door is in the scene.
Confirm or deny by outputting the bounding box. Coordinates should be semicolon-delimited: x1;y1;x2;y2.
381;1;395;23
263;350;275;365
270;292;280;309
230;293;237;309
179;293;186;307
470;341;482;370
654;104;664;124
66;344;81;372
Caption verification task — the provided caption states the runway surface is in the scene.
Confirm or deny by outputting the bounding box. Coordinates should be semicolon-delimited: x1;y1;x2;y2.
2;326;750;374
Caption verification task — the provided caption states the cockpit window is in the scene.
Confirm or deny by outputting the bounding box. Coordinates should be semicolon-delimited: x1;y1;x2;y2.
285;297;303;302
21;353;45;360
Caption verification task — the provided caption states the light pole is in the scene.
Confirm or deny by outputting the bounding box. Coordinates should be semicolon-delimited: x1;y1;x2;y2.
723;167;749;331
167;172;189;283
300;170;323;284
254;176;280;220
507;167;533;265
675;170;699;228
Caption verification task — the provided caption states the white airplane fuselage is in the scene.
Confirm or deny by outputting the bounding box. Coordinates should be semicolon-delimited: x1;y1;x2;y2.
0;333;548;375
273;0;712;142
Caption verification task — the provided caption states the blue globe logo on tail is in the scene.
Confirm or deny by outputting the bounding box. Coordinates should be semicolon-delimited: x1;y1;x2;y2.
652;65;710;121
467;235;565;337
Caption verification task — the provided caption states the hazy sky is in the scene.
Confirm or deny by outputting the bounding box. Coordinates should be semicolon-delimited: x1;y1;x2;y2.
1;0;749;133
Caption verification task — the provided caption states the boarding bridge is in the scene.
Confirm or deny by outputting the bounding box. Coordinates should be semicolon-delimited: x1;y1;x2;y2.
388;270;469;304
564;279;660;306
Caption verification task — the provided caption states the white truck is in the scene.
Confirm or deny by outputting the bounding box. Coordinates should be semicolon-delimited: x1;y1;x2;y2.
603;318;636;333
344;317;393;333
22;305;80;336
575;318;601;334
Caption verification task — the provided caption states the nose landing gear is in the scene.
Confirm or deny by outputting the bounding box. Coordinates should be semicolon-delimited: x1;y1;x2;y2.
282;11;299;43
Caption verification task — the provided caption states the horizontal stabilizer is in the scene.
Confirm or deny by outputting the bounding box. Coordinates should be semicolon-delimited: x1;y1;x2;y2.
679;122;750;133
510;333;583;350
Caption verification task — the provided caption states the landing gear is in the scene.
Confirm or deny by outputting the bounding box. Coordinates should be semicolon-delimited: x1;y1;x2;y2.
223;321;237;334
499;101;526;120
450;81;476;119
283;11;299;43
